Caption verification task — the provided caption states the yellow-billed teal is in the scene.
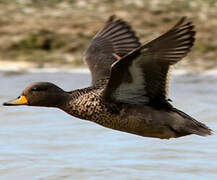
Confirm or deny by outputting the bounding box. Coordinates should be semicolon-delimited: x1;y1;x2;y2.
3;16;212;139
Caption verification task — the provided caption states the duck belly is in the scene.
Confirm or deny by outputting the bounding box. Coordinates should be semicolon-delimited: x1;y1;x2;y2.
94;105;177;139
109;104;211;139
117;106;177;139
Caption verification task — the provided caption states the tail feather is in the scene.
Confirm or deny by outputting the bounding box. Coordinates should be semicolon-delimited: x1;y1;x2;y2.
172;108;212;137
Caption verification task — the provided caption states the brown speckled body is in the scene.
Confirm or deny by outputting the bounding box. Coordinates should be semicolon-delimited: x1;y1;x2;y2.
58;78;212;139
62;80;122;130
60;80;180;139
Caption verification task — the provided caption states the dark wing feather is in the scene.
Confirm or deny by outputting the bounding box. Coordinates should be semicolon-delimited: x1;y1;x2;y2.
84;15;141;85
103;17;195;104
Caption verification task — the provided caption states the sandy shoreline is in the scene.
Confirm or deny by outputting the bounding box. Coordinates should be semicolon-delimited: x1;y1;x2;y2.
0;1;216;77
0;60;88;73
1;60;217;75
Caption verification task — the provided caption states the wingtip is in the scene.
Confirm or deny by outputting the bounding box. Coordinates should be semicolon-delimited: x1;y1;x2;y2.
107;15;116;23
173;16;194;29
172;16;196;53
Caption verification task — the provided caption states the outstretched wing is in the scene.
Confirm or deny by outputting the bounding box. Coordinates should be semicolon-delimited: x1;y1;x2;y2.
84;15;141;85
102;17;195;104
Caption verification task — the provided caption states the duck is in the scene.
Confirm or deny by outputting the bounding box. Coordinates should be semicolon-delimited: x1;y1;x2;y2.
3;16;212;139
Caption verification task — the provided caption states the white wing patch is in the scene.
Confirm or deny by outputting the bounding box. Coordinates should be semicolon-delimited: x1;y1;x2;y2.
112;55;149;104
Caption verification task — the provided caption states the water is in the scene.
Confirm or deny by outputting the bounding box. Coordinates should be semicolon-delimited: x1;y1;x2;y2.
0;71;217;180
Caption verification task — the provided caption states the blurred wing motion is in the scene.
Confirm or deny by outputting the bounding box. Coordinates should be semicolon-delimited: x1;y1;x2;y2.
103;17;195;104
84;15;141;85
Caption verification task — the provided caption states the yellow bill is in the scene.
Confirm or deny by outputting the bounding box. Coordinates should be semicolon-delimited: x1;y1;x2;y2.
3;95;28;106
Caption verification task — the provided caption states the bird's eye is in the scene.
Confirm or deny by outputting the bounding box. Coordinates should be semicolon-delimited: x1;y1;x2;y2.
31;87;46;91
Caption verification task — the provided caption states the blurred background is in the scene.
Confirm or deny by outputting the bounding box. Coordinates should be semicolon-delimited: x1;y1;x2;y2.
0;0;216;70
0;1;217;180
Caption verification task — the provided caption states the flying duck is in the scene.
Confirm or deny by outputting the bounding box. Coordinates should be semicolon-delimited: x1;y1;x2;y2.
3;16;212;139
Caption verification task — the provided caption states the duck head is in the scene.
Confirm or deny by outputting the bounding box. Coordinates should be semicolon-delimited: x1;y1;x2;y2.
3;82;68;108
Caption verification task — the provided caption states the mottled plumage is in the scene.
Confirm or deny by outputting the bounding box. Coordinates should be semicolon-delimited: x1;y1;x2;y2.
3;16;212;139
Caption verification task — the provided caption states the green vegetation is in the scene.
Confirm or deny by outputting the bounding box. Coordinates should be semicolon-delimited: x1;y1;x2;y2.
0;0;216;70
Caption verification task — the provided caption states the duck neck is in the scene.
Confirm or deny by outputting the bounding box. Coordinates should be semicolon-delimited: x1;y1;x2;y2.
48;91;71;108
59;87;101;120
